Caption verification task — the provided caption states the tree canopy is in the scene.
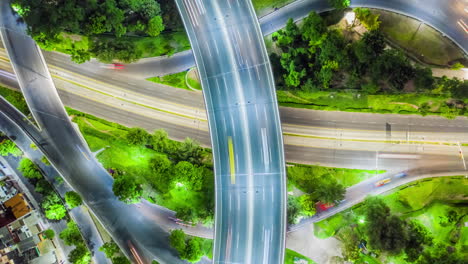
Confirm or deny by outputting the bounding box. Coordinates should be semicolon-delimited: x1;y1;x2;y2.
65;191;83;208
0;139;22;157
59;221;82;246
18;158;42;179
112;175;142;204
42;193;67;220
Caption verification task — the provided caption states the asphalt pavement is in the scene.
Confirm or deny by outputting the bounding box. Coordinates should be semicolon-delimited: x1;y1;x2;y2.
175;0;287;263
0;1;184;263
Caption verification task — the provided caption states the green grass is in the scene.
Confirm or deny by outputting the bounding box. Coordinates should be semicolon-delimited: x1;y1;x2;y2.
0;85;30;116
374;10;466;66
277;90;467;118
314;213;346;239
285;248;316;264
147;72;191;91
252;0;293;12
67;107;214;224
148;70;202;91
287;163;385;188
187;76;202;90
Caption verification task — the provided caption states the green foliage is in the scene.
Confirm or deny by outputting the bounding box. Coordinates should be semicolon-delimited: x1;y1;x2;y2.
298;194;317;216
363;196;433;256
60;221;82;246
414;67;434;91
354;8;381;30
111;256;131;264
99;241;120;258
0;139;22;157
30;143;38;150
451;62;465;70
169;229;187;256
173;138;204;165
18;158;42;179
147;72;191;91
90;38;142;63
34;179;53;194
70;109;213;224
287;196;301;224
147;16;165;37
12;0;188;63
65;191;83;208
68;245;92;264
168;230;204;262
42;193;67;220
112;175;142;204
43;229;55;240
126;127;151;145
41;156;51;166
328;0;350;9
0;86;30;116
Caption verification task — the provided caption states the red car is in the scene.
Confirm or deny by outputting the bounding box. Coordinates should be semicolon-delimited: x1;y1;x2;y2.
317;202;335;211
101;63;125;69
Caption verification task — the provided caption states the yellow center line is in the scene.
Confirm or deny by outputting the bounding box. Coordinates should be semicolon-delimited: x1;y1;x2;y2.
228;136;236;184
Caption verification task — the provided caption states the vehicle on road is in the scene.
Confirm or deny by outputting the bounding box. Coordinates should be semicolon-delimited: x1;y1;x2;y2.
375;178;391;187
316;202;335;211
101;63;125;70
394;172;407;178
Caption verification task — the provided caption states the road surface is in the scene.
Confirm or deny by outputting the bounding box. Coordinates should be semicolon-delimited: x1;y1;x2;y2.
175;0;287;263
0;1;184;263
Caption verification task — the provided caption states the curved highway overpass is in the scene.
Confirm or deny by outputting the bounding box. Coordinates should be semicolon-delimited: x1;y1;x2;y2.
175;0;287;263
0;1;184;263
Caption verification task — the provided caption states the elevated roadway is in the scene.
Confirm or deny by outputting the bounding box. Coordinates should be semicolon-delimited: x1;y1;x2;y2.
0;1;183;263
175;0;287;263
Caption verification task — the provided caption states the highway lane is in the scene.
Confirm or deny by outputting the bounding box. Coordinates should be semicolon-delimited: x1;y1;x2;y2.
175;0;287;263
2;56;468;145
0;0;467;146
0;2;183;263
2;71;467;171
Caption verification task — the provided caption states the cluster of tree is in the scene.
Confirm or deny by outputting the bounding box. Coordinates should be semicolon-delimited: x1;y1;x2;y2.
65;191;83;209
286;165;346;224
18;158;42;179
43;229;55;240
112;128;214;223
99;241;131;264
359;196;467;263
12;0;183;63
0;138;22;157
328;0;350;9
271;12;468;116
17;158;67;220
60;221;92;264
169;229;204;263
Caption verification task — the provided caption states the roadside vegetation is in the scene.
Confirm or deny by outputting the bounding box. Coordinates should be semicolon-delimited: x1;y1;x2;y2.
270;10;468;118
100;241;131;264
12;0;188;63
169;229;212;263
67;108;215;225
315;176;467;263
147;70;202;91
0;86;30;116
0;135;92;264
287;164;385;225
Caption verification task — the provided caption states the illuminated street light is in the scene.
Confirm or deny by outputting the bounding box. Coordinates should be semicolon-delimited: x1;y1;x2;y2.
345;11;356;25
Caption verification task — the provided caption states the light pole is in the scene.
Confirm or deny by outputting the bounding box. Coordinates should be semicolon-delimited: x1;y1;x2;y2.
457;142;467;178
